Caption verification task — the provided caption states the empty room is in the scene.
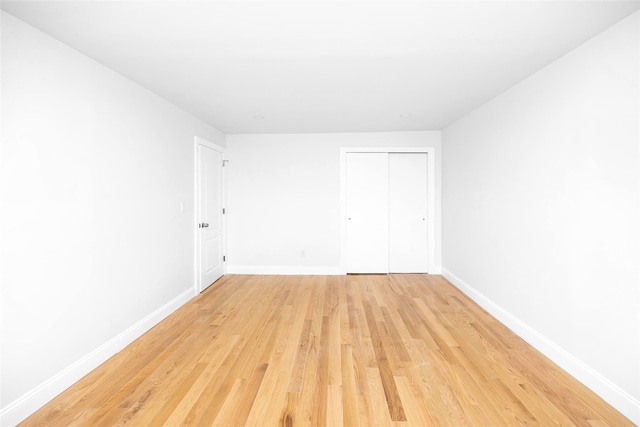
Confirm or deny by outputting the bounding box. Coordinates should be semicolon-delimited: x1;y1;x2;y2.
1;1;639;426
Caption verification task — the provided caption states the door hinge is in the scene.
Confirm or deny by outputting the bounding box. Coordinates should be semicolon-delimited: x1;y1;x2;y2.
223;255;226;262
222;208;226;214
222;160;228;167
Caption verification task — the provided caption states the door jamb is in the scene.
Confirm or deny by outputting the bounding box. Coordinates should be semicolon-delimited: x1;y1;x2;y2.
339;147;436;274
194;136;227;295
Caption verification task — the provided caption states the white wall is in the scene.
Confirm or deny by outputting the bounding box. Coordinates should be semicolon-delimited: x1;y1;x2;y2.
225;131;441;274
442;12;639;423
0;12;224;425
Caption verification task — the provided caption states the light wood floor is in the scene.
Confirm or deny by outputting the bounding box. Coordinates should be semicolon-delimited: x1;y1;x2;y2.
21;274;632;426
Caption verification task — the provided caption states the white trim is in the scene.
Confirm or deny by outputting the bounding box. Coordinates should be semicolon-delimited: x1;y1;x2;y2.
340;147;436;274
441;268;640;425
226;265;344;275
194;136;227;294
427;265;442;275
195;136;226;154
0;289;194;427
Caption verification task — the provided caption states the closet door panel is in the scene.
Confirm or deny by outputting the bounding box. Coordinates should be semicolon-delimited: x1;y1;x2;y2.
389;153;428;272
346;153;388;273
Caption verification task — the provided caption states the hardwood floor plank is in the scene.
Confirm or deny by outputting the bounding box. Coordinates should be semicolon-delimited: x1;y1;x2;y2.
247;289;308;425
338;276;352;346
183;279;286;425
380;306;413;363
280;392;298;427
362;300;407;421
226;363;269;427
210;378;248;427
294;321;320;426
327;279;343;387
327;384;344;427
311;315;330;427
287;319;313;394
161;334;240;426
20;274;634;427
394;375;438;426
340;344;359;427
147;362;208;426
365;367;393;427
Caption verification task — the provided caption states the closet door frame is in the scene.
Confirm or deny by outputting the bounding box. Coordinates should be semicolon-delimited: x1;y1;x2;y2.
339;147;436;274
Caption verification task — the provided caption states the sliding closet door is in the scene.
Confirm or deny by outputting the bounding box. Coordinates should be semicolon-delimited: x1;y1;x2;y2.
388;153;428;272
346;153;388;273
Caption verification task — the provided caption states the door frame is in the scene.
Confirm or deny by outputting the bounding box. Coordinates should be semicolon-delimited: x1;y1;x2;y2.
339;147;436;274
194;136;227;294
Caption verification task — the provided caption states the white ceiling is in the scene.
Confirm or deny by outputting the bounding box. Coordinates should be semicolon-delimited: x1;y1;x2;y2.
2;1;639;134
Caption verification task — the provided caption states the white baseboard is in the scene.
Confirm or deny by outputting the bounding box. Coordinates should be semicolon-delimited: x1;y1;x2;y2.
226;265;345;275
226;265;442;276
441;268;640;425
0;289;195;427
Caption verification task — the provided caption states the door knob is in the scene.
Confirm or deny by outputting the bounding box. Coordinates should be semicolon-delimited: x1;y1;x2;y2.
200;223;209;228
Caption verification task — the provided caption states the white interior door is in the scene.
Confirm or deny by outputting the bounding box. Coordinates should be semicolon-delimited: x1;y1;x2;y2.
389;153;428;272
198;143;224;292
346;153;388;273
